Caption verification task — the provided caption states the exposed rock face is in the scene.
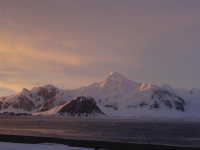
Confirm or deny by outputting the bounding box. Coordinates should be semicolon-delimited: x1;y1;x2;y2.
37;96;66;112
136;89;185;112
0;85;61;113
58;96;107;116
152;89;185;112
149;101;159;110
32;86;61;109
139;102;149;107
37;90;75;112
14;95;36;111
105;103;118;110
37;87;59;101
0;95;36;112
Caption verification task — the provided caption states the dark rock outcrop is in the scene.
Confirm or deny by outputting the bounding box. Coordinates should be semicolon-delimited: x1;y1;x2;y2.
16;95;36;111
15;113;31;116
0;95;36;112
149;101;159;110
105;103;118;110
37;87;59;101
2;112;15;115
58;96;107;116
139;102;149;107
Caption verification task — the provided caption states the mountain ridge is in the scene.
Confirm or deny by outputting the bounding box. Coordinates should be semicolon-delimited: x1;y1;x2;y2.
0;72;199;118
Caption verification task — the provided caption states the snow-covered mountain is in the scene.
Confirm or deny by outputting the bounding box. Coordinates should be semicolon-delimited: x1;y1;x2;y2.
70;72;189;117
0;72;199;118
0;84;75;114
37;89;75;112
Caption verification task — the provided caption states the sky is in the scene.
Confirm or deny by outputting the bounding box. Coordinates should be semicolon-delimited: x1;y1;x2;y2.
0;0;200;96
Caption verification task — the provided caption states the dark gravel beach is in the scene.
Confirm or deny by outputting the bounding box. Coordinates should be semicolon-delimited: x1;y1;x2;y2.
0;116;199;147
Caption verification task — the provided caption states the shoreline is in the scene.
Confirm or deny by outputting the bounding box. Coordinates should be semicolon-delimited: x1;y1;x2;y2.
0;134;199;150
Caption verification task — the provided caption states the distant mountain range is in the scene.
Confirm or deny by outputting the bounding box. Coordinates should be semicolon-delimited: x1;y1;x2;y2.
0;72;199;118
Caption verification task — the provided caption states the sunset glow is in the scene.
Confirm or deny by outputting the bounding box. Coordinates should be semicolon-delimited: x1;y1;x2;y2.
0;0;199;96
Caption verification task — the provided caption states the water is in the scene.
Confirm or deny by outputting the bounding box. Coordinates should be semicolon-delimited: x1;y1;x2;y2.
0;116;199;147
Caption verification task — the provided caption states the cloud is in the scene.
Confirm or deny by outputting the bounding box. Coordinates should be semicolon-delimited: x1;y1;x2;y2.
0;87;16;97
0;0;199;96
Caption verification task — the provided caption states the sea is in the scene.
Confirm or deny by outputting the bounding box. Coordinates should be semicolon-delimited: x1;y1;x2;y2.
0;116;199;147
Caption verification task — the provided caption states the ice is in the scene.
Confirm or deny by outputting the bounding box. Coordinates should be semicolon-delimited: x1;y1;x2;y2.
0;142;94;150
36;119;46;122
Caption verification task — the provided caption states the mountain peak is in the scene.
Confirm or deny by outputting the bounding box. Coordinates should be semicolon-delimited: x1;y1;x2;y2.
22;88;29;92
102;71;132;83
109;71;120;76
44;84;56;89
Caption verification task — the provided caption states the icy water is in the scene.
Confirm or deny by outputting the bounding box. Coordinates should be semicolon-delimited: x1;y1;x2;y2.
0;116;199;147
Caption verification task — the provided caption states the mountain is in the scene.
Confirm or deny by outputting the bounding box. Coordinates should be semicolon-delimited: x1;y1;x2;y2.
34;96;107;117
160;84;177;94
0;71;199;118
70;71;189;118
37;90;75;112
0;84;75;114
58;96;107;116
